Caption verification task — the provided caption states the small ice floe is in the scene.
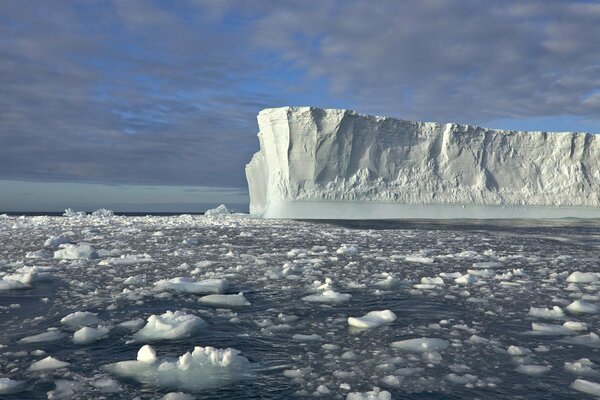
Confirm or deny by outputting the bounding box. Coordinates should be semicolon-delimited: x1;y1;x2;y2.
405;256;434;264
161;392;194;400
73;326;110;345
420;277;444;285
0;267;51;290
528;306;566;320
154;277;228;294
446;373;478;385
567;272;598;283
61;311;101;327
454;274;479;285
373;273;404;289
53;243;98;260
346;386;391;400
302;290;352;304
562;332;600;348
348;310;397;329
199;293;250;307
44;233;73;247
571;379;600;396
134;311;205;341
507;345;531;356
336;244;359;255
117;318;145;330
91;377;121;393
99;254;154;266
0;378;25;395
523;322;576;336
105;345;251;392
204;204;230;217
28;356;70;371
565;358;598;375
566;300;599;314
472;261;502;269
19;329;67;344
515;365;551;375
391;338;449;353
292;333;322;342
25;249;51;259
564;321;588;331
91;208;114;217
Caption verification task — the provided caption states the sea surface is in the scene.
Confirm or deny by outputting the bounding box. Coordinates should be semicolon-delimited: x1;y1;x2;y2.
0;213;599;399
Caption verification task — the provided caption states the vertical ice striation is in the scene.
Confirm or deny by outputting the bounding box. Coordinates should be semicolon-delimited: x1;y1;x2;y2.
245;107;600;219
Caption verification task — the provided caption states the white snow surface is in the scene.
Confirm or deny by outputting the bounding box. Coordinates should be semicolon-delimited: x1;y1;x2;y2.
134;311;205;341
246;107;600;219
106;345;251;392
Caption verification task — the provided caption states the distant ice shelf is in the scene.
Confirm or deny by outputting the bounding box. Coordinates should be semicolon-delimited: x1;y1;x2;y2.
245;107;600;219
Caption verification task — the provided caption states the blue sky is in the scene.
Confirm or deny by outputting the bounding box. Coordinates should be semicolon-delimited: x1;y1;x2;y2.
1;0;599;212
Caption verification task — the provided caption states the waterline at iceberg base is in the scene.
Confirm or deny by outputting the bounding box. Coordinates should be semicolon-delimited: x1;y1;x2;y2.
246;107;600;219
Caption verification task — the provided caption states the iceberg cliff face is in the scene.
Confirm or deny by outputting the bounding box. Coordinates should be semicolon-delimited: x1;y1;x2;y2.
245;107;600;219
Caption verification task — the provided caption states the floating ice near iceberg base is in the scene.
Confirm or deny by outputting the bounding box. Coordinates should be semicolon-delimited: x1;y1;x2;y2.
105;345;252;393
246;107;600;219
134;311;205;341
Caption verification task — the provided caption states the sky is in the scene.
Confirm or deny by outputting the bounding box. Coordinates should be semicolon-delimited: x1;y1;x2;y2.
1;0;600;212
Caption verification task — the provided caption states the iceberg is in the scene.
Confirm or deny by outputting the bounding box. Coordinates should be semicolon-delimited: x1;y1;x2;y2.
246;107;600;219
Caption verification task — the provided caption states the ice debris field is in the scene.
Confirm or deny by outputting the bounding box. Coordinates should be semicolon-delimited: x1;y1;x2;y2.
1;211;600;399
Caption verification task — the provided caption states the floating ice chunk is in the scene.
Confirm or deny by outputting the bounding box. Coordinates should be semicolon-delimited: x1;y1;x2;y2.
565;359;598;375
106;345;251;392
28;356;70;371
454;274;478;285
204;204;230;217
507;345;531;356
154;277;228;294
528;306;566;320
391;338;449;353
117;318;145;330
472;261;502;269
161;393;194;400
562;332;600;348
564;321;588;331
446;373;478;384
63;208;86;217
293;334;323;342
44;233;73;247
0;378;25;394
91;378;121;393
439;272;462;279
137;344;157;363
515;365;551;375
99;254;154;266
47;380;86;399
25;249;51;259
405;256;434;264
199;293;250;307
134;311;205;341
528;322;576;336
571;379;600;396
346;386;391;400
421;277;444;285
91;208;114;217
567;272;598;283
0;279;28;291
381;375;403;386
19;330;67;343
53;244;97;260
302;290;352;304
348;310;397;329
73;326;109;344
566;300;599;314
336;244;359;255
61;311;101;327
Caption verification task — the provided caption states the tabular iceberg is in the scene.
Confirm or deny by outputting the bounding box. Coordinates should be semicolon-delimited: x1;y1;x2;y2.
245;107;600;219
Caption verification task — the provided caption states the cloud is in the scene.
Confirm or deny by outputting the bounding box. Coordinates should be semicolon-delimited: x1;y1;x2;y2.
1;0;599;189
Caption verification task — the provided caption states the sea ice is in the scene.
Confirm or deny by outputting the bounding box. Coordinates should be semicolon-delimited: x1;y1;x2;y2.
106;345;251;392
53;243;97;260
154;277;228;294
391;338;449;353
19;330;67;344
28;356;70;371
60;311;101;327
0;378;25;394
527;306;566;320
302;290;352;304
348;310;397;329
515;365;551;375
134;311;205;341
346;386;392;400
566;300;599;314
571;379;600;396
198;293;251;307
566;271;598;283
73;326;110;344
204;204;231;217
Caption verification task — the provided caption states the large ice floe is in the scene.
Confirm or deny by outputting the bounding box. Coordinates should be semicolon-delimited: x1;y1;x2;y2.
246;106;600;219
1;212;600;398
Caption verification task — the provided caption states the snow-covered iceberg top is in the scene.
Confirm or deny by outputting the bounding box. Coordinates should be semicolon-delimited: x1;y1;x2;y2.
246;107;600;219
